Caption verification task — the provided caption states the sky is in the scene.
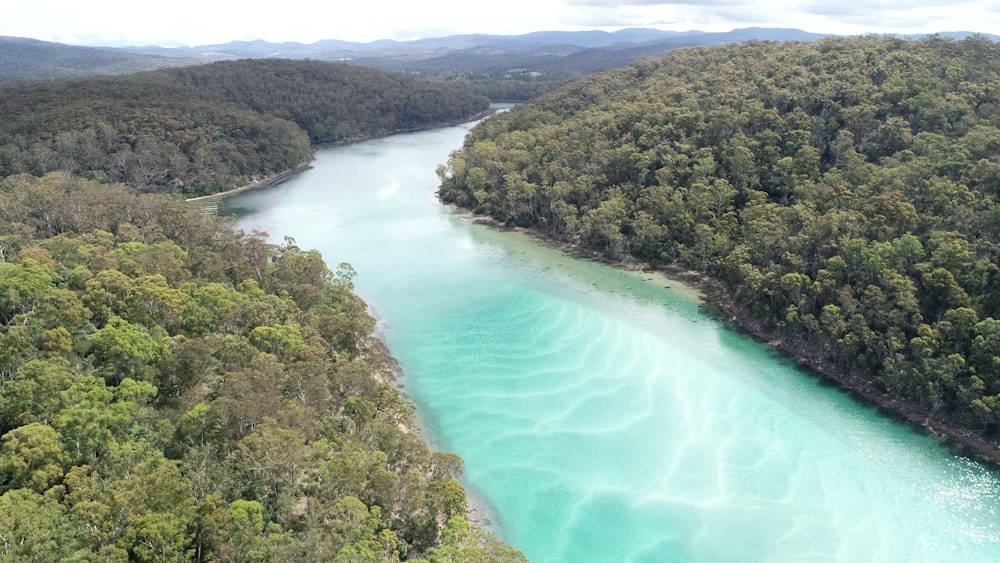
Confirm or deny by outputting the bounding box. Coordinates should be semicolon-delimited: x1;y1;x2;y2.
3;0;999;47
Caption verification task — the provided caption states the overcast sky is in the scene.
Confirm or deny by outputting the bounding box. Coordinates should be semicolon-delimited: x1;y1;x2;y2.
4;0;999;47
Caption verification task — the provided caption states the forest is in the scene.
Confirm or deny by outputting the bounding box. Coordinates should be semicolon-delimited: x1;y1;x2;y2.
438;35;1000;453
0;172;524;561
0;36;194;83
0;59;490;196
1;30;827;102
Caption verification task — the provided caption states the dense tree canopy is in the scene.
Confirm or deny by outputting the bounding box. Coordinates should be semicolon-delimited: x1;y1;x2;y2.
0;59;490;196
0;173;523;561
439;35;1000;446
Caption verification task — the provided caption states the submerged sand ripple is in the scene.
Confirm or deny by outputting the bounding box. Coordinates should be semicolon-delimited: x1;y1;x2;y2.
227;123;1000;563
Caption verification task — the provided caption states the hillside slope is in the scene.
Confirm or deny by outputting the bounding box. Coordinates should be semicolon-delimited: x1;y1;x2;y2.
439;35;1000;458
0;59;489;196
2;29;831;101
0;172;525;561
0;36;195;82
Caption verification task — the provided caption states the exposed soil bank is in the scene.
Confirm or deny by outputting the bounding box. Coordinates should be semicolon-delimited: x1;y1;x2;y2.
449;204;1000;470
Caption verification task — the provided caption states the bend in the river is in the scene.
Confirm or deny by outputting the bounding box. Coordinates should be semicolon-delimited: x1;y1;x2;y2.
219;118;1000;563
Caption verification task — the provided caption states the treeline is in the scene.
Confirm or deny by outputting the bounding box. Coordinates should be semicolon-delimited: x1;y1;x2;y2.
456;74;577;104
0;59;490;196
0;173;524;562
439;36;1000;440
360;41;693;102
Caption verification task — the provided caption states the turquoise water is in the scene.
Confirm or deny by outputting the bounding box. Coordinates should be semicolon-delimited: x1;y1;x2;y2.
220;121;1000;562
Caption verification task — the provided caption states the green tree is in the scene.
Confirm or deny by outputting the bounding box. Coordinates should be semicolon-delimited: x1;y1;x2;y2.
87;316;164;384
0;258;59;325
0;488;87;561
248;324;305;362
0;422;67;492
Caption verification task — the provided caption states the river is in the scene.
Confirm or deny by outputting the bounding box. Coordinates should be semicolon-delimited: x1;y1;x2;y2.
218;118;1000;562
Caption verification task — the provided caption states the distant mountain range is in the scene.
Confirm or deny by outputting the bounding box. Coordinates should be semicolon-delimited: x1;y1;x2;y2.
2;28;997;84
116;28;831;61
0;36;194;82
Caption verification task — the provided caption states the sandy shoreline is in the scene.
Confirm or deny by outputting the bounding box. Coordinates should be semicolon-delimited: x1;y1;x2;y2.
184;163;315;202
445;203;1000;469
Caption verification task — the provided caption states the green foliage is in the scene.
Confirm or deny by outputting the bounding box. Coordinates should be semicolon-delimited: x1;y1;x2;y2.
249;324;305;361
413;517;527;563
441;35;1000;439
0;174;522;561
0;257;60;325
0;422;67;492
87;316;164;383
0;59;490;196
0;488;87;561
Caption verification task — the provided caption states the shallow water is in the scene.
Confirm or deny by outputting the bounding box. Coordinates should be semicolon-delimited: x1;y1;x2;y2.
219;120;1000;562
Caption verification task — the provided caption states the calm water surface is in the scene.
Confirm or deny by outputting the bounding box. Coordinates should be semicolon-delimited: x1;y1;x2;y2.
219;120;1000;562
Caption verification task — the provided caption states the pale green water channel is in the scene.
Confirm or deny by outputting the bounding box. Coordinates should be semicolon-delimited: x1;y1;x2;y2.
219;118;1000;562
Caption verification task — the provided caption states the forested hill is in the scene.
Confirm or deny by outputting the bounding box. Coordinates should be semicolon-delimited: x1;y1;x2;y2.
0;36;195;82
0;59;490;196
439;35;1000;453
0;172;525;561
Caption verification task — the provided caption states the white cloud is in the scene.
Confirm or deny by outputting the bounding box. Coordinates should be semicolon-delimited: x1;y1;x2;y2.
567;1;753;6
2;0;998;47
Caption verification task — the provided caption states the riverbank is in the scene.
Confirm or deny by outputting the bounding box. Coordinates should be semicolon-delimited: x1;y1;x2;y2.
661;266;1000;469
184;163;315;202
448;204;1000;469
187;109;497;203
